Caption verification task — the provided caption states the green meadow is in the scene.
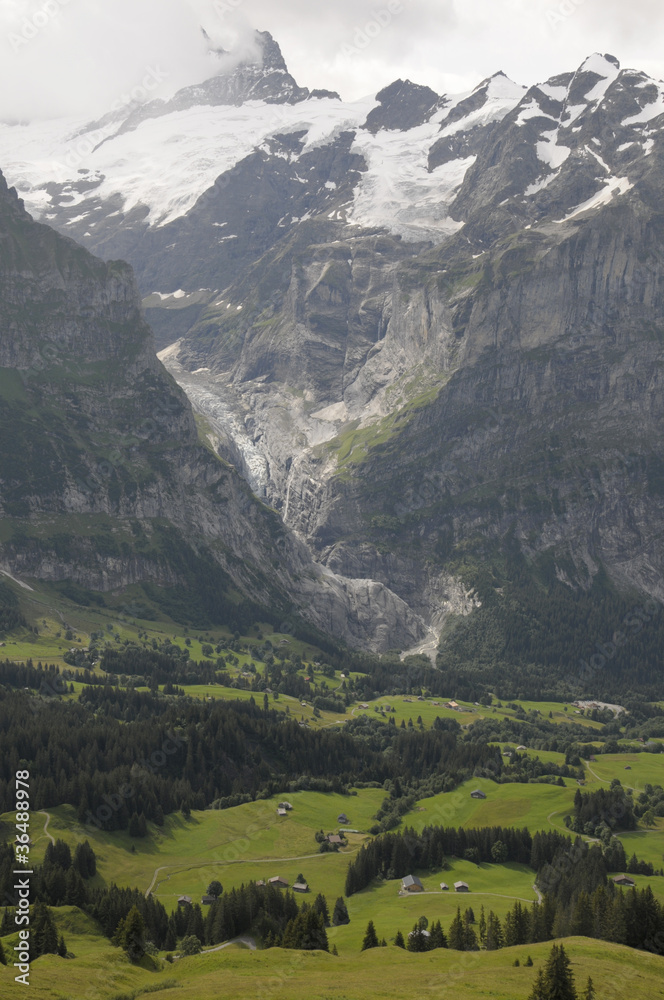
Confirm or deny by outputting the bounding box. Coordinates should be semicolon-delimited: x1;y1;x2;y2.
1;931;663;1000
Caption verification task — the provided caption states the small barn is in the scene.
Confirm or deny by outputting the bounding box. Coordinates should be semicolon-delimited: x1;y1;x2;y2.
278;801;293;811
454;881;470;893
402;875;424;893
471;789;487;800
292;882;309;893
327;834;343;846
177;895;192;908
201;895;216;906
277;808;288;817
440;882;449;891
612;875;636;887
268;876;290;889
338;813;349;824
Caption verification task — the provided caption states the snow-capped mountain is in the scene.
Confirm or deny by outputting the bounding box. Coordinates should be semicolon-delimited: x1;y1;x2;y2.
3;35;664;658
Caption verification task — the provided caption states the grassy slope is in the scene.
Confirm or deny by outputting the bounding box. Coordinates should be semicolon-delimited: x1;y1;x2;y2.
1;758;663;998
1;935;662;1000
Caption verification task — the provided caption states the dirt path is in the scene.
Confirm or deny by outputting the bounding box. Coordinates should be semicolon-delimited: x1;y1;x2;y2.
585;761;637;793
546;809;571;835
202;935;256;954
38;811;56;846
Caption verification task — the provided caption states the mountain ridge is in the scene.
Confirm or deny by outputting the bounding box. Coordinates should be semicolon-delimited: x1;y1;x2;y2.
3;42;664;664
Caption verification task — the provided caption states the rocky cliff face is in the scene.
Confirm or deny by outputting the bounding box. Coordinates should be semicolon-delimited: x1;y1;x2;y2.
4;47;664;656
0;170;428;651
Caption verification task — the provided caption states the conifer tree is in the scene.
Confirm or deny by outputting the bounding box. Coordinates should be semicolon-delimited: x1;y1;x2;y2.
543;943;578;1000
361;920;379;950
332;897;350;926
313;893;330;926
528;969;548;1000
448;908;465;950
117;905;146;961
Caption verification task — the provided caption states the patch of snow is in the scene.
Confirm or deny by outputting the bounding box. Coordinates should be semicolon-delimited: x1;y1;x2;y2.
514;99;553;127
538;84;569;101
536;131;571;169
561;104;587;125
65;213;90;225
556;175;633;222
579;53;620;81
484;75;526;102
441;81;525;137
585;145;611;173
525;172;558;196
622;88;664;125
582;58;620;102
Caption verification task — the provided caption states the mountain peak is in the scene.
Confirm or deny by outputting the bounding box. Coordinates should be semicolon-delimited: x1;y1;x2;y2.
254;29;289;74
363;78;440;133
577;52;621;77
473;71;526;101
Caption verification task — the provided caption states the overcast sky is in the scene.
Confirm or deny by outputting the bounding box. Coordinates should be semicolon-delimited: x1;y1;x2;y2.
1;0;664;121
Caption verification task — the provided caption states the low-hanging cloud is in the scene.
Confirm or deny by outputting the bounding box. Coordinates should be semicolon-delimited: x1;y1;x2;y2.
0;0;221;121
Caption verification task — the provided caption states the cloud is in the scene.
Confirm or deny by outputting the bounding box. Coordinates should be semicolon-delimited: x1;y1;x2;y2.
0;0;663;123
0;0;215;121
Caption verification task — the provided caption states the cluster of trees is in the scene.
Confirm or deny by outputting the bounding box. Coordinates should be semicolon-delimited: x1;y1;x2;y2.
568;784;637;836
633;783;664;823
158;885;346;954
0;901;67;960
0;582;27;635
345;825;533;895
0;838;97;911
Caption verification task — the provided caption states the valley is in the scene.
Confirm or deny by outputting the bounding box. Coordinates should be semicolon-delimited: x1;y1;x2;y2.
2;19;664;1000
